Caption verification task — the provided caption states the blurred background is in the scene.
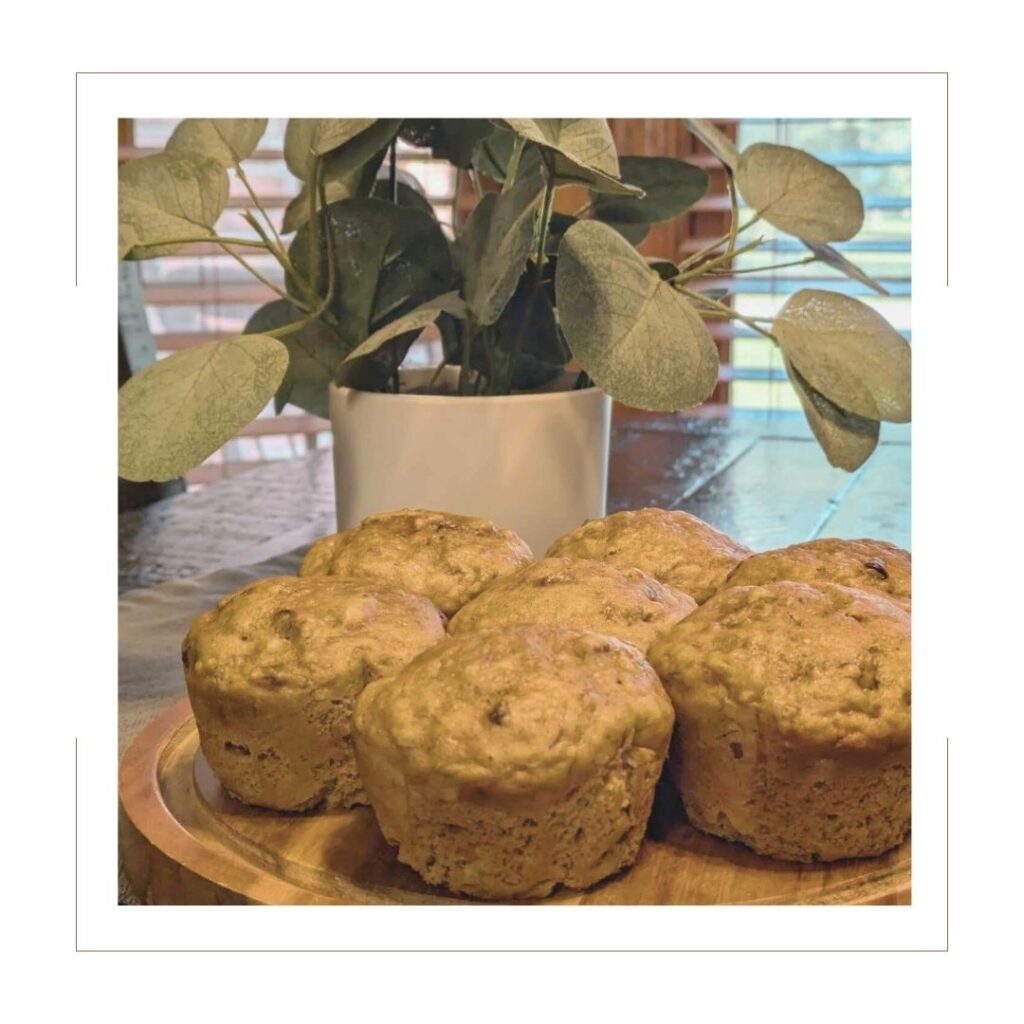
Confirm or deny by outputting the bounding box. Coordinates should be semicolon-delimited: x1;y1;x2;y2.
118;118;910;491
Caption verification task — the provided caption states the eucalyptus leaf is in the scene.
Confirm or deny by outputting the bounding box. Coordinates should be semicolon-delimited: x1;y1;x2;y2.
773;289;911;422
736;143;864;243
165;118;267;167
282;144;387;234
647;258;679;281
786;357;880;471
284;119;376;178
401;119;494;168
606;221;650;245
119;151;228;258
592;156;709;224
684;119;739;171
370;177;435;217
555;220;719;410
457;173;545;325
338;292;466;389
473;128;540;182
118;334;288;481
496;118;642;196
289;198;454;348
245;300;346;417
803;241;890;297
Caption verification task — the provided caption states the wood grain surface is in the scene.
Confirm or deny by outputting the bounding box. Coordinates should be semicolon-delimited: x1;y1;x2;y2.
120;700;911;907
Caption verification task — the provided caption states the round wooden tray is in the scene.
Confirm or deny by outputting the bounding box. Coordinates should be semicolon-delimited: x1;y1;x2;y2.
119;700;910;905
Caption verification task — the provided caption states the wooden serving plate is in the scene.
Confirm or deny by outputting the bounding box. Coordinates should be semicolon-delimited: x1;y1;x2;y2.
119;700;910;905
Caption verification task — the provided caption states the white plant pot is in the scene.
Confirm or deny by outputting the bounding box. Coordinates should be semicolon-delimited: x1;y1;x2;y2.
329;367;611;556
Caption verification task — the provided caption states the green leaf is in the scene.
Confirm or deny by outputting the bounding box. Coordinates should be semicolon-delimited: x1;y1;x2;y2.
337;292;466;389
684;119;739;172
592;156;709;224
555;220;719;411
456;172;544;325
786;357;880;471
284;119;376;178
496;118;642;196
119;152;228;258
165;118;267;167
606;221;649;245
400;119;494;168
473;128;540;182
736;143;864;243
647;258;679;280
370;177;436;217
803;241;890;297
281;143;388;234
289;198;454;347
118;334;289;481
244;300;346;417
772;289;911;422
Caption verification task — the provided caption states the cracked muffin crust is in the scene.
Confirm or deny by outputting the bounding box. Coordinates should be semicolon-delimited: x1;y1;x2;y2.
299;508;534;616
448;557;697;652
352;625;675;899
723;537;911;608
545;507;752;604
647;581;911;862
182;575;446;812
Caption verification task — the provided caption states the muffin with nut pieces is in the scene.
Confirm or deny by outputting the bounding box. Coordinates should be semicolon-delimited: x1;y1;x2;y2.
546;507;751;604
300;508;533;616
352;625;675;900
448;557;697;653
182;575;446;812
722;537;911;608
648;581;910;862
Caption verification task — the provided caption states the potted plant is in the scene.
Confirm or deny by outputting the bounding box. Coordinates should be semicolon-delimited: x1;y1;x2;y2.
118;118;910;553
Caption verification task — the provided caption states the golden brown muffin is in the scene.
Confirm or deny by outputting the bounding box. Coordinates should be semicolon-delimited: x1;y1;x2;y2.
648;582;910;862
352;625;675;900
546;507;751;604
300;508;533;616
448;557;697;653
182;575;446;811
723;537;910;608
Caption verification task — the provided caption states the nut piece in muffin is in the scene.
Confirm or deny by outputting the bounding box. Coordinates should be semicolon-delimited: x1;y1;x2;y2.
448;557;697;653
648;581;910;862
723;537;911;608
353;625;675;900
182;575;446;812
546;507;751;604
300;508;533;616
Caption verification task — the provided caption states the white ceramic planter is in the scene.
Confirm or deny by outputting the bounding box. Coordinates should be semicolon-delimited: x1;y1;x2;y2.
329;367;611;556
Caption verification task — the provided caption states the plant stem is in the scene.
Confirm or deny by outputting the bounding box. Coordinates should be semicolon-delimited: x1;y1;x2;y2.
131;234;268;251
305;154;323;308
572;200;595;218
679;286;776;339
707;255;819;276
502;137;525;193
389;138;398;202
675;213;762;276
535;169;557;266
215;240;293;303
673;236;765;286
242;211;295;276
235;161;284;251
427;360;449;391
469;168;484;199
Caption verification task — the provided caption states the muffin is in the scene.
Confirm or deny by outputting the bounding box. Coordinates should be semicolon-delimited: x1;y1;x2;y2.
352;625;675;899
182;575;446;811
448;557;697;652
546;507;751;603
723;537;911;608
648;582;910;862
300;508;533;616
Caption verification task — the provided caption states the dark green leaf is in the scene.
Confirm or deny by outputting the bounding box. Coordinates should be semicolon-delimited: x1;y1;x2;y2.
401;119;494;168
244;300;346;417
118;334;288;481
282;144;388;234
456;172;544;325
555;220;719;411
289;198;454;348
592;156;708;224
370;177;436;217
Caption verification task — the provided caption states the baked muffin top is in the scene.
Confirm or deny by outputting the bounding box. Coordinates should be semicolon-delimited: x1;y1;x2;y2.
723;537;911;605
545;508;751;604
353;625;674;811
182;575;445;698
299;508;533;616
448;557;697;651
647;582;910;755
